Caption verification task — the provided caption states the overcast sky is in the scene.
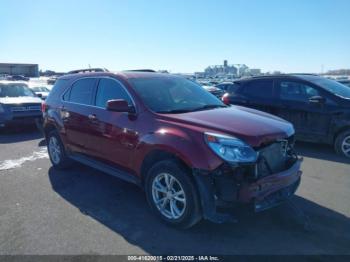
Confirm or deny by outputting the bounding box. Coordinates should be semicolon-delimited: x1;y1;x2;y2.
1;0;349;73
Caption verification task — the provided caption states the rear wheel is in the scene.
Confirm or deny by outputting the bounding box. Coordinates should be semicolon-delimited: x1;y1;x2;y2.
145;160;202;228
47;130;72;169
335;130;350;158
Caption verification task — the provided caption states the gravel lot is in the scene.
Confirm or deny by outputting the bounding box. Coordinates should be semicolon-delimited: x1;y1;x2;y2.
0;128;349;255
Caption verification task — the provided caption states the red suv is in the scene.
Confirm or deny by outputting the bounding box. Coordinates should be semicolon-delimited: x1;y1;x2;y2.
43;71;302;228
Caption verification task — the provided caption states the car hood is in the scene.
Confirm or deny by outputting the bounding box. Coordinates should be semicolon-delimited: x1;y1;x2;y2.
159;106;294;147
0;96;42;104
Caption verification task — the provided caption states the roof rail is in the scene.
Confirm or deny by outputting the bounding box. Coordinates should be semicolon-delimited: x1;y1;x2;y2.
246;73;320;79
124;69;156;73
67;68;109;74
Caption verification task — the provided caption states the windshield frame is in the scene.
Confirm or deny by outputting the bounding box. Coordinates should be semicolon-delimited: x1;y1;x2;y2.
31;86;50;92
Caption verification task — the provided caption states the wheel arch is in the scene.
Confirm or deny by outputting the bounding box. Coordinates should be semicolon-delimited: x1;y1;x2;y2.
43;122;58;139
334;125;350;142
140;149;193;186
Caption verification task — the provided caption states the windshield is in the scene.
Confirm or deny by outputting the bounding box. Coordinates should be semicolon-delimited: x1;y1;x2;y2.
301;76;350;99
129;77;225;113
0;83;36;98
31;86;49;92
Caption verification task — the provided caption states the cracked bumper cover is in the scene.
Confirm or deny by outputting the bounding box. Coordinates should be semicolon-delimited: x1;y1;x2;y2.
193;158;303;223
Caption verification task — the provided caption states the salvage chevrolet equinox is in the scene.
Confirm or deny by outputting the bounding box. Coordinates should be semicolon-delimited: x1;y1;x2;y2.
43;71;303;228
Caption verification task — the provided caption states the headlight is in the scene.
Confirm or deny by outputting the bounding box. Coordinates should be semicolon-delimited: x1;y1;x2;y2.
204;132;257;163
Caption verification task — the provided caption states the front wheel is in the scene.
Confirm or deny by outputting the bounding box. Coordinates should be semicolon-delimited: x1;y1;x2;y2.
145;160;202;228
335;130;350;158
47;130;72;169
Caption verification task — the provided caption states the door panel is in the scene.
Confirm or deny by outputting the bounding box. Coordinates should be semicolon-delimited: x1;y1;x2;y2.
275;80;333;141
62;78;98;155
88;78;138;171
63;103;95;154
235;79;278;115
88;107;138;170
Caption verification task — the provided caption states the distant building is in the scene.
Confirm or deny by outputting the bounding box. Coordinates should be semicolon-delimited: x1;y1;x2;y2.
201;60;261;78
248;68;262;76
326;69;350;75
0;63;39;77
204;60;238;77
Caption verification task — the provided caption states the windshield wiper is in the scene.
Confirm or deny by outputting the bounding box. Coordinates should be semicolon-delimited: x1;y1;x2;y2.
157;104;227;114
156;109;194;114
191;104;227;112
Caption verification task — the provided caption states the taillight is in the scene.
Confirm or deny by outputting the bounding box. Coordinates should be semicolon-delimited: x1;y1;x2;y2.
41;102;47;113
222;93;230;105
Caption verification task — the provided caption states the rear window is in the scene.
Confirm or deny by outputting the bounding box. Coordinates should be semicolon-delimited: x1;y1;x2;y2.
46;79;68;101
242;79;273;98
66;78;97;105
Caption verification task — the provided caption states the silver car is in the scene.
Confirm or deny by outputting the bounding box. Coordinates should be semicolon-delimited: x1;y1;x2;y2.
0;81;43;129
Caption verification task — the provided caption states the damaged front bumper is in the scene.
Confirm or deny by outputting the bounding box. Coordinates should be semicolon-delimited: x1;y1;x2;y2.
193;157;303;223
239;158;302;212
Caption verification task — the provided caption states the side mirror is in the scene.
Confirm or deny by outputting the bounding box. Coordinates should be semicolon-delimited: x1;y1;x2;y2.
37;93;43;98
106;99;135;113
309;96;325;105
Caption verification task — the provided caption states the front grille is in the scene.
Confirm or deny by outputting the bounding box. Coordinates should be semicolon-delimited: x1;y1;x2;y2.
11;105;41;112
256;141;290;178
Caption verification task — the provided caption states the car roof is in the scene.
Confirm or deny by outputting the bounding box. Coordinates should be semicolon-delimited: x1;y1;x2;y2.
234;74;321;83
59;71;181;82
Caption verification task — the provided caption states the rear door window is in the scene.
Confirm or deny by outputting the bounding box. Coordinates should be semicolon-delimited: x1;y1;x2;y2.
242;80;273;98
95;78;132;108
67;78;97;105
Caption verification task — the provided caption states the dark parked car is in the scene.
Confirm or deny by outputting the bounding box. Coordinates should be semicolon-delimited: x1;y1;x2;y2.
222;74;350;157
0;81;43;129
47;76;59;85
6;75;30;81
43;72;302;228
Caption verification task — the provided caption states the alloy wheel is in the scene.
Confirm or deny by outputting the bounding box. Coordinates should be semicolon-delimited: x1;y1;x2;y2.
48;136;61;164
341;135;350;157
151;172;187;220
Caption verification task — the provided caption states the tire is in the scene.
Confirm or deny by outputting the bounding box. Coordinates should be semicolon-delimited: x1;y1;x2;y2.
335;130;350;158
47;130;72;169
145;160;202;229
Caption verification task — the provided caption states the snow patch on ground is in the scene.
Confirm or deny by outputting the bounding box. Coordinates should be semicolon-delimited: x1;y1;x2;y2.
0;148;48;171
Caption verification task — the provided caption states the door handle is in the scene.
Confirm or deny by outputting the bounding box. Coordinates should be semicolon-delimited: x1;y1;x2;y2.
88;114;98;121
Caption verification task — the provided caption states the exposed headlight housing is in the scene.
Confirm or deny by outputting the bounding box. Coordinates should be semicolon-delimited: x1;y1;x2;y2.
204;132;258;164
